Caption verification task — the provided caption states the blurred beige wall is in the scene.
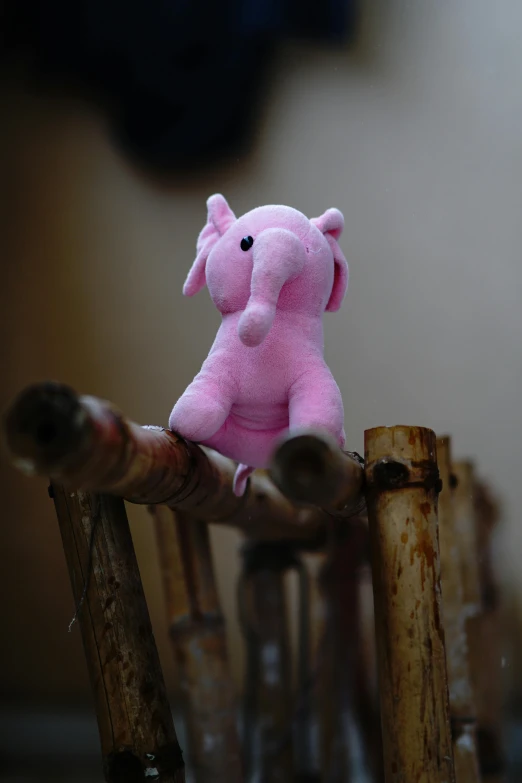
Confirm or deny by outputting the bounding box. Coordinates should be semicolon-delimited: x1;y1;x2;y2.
2;0;522;706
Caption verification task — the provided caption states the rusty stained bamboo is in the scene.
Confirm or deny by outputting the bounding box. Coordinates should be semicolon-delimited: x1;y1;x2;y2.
51;486;185;783
436;437;480;783
150;505;243;783
365;426;455;783
3;383;366;543
238;542;295;783
270;429;366;516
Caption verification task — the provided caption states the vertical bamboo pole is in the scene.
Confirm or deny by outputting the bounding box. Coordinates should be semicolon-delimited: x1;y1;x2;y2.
300;550;327;781
51;485;185;783
452;463;481;620
319;525;384;783
365;426;455;783
149;505;243;783
436;438;480;782
293;556;319;782
472;483;505;781
452;461;495;779
238;541;295;783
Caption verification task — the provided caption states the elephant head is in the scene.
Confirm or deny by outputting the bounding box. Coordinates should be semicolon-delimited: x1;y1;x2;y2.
183;194;348;347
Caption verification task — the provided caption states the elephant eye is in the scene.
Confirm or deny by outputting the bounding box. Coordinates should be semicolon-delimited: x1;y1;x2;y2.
240;235;254;251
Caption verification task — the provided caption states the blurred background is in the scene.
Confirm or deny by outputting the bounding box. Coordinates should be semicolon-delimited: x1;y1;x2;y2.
1;0;522;780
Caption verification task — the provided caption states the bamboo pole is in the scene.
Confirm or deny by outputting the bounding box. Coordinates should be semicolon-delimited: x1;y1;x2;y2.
238;541;295;783
318;524;383;783
365;425;455;783
2;382;363;542
293;556;318;781
452;462;481;620
270;430;366;516
149;505;243;783
436;437;480;782
472;483;505;781
50;485;185;783
452;462;495;779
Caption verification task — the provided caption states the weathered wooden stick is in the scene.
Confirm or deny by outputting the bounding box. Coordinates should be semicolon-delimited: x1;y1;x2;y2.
150;505;243;783
365;426;455;783
270;430;366;515
238;541;295;782
436;437;480;782
3;382;352;542
51;485;185;783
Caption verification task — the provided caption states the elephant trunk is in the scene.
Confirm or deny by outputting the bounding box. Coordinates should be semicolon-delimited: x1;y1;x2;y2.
238;228;306;347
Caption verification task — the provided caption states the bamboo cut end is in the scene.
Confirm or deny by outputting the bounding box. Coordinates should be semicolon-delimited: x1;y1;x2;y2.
3;382;90;473
364;425;437;464
270;429;364;511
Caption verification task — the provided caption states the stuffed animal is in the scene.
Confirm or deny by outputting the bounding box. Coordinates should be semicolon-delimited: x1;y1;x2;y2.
169;194;348;495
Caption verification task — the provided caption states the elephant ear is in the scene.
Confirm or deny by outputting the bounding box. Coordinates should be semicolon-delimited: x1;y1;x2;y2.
183;194;237;296
311;207;348;312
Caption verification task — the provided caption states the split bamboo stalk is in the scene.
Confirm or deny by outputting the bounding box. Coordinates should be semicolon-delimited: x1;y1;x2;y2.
2;382;363;542
51;485;185;783
149;505;243;783
365;425;455;783
238;542;295;783
270;430;366;516
436;437;480;782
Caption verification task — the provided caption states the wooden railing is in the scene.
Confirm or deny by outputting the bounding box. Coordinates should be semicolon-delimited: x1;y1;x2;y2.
3;382;504;783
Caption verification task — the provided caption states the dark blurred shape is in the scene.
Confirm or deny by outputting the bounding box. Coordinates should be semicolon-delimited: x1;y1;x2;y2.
0;0;357;173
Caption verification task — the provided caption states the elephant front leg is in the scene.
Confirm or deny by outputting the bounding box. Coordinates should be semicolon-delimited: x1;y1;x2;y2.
169;368;235;443
288;367;345;447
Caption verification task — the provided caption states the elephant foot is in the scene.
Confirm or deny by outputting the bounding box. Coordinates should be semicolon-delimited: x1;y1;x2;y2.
233;463;254;496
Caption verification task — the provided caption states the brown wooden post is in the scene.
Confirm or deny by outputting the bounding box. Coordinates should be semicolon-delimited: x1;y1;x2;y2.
365;426;455;783
149;505;243;783
51;486;185;783
238;541;295;783
436;438;480;782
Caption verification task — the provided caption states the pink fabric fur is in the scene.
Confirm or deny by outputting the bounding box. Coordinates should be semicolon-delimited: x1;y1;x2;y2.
169;194;348;495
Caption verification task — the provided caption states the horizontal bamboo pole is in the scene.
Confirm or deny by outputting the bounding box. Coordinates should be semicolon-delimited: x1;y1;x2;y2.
270;430;366;515
2;382;361;542
51;486;185;783
150;506;243;783
365;425;455;783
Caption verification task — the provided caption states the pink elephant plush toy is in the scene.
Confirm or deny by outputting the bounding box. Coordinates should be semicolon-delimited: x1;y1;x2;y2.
169;194;348;496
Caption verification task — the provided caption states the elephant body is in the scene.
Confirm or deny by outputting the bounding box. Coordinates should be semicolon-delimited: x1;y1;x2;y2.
169;195;348;495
